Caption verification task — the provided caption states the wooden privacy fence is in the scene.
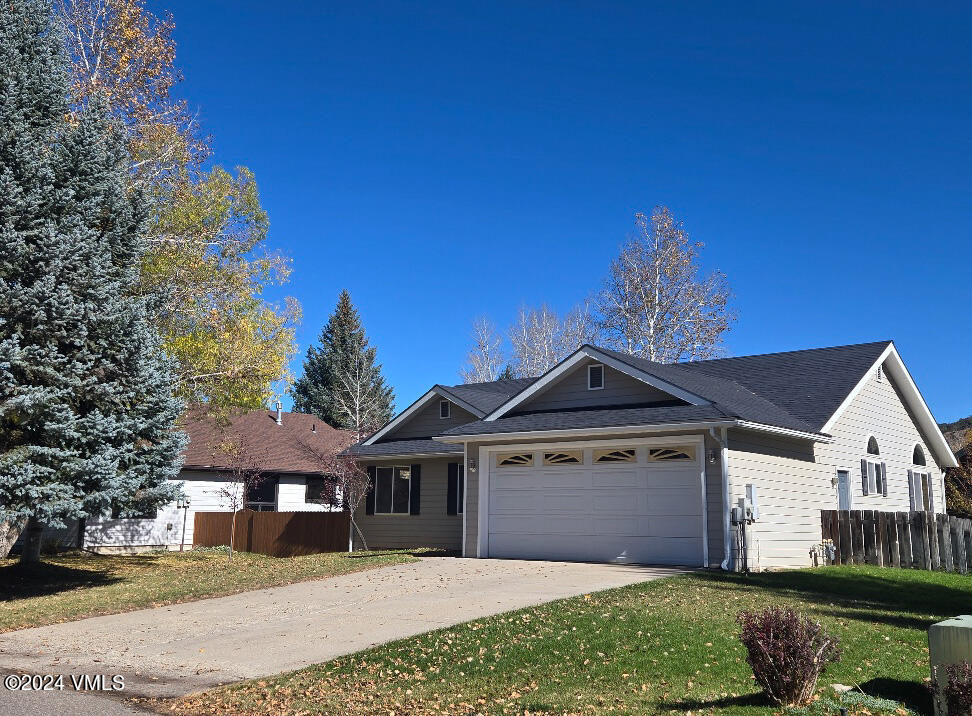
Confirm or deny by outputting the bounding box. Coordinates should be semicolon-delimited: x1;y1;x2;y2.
193;510;350;557
821;509;972;573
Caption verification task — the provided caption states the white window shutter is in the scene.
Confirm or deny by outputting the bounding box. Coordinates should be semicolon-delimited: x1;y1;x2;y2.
908;469;915;511
861;459;869;496
927;473;935;513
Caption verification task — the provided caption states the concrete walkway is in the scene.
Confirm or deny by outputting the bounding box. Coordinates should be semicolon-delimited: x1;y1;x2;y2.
0;557;685;704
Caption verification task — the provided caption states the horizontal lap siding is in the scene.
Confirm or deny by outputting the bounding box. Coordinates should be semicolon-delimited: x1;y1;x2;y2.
728;431;830;569
816;370;945;513
277;475;333;511
383;400;479;441
355;458;462;551
517;359;678;413
727;366;947;570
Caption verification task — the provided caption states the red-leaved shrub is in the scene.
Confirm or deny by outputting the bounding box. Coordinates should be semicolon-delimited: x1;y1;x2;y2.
737;605;841;706
941;660;972;715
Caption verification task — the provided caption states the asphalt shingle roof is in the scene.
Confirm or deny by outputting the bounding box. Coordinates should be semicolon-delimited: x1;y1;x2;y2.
439;377;537;415
440;341;892;439
349;438;463;457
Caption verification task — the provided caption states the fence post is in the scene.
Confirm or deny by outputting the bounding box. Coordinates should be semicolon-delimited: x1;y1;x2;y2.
838;510;852;565
876;511;889;567
862;510;877;565
928;511;941;570
851;511;866;564
887;513;900;568
936;515;951;572
899;512;913;568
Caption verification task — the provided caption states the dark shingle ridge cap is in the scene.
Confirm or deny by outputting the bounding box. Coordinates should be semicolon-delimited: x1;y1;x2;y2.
686;339;893;366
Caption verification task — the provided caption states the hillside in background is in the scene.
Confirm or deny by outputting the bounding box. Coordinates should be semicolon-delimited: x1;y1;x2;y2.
940;415;972;456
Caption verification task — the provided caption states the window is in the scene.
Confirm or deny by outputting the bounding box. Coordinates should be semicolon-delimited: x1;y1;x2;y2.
543;451;583;465
439;400;451;419
375;466;411;514
588;364;604;390
909;470;934;513
912;445;926;467
866;436;880;456
497;452;534;467
306;476;334;505
246;478;277;511
594;448;636;463
860;458;886;497
647;447;695;462
447;463;464;515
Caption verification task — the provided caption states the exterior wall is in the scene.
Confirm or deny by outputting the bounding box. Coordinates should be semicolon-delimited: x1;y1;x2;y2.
726;431;830;570
726;365;947;570
83;470;332;552
513;358;680;413
382;399;479;441
816;367;946;512
354;457;462;551
462;429;724;566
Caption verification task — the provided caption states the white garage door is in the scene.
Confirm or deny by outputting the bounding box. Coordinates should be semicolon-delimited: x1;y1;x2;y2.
487;444;704;566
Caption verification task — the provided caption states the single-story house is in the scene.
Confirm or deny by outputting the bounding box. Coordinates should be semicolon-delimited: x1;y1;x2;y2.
33;408;348;553
350;341;957;570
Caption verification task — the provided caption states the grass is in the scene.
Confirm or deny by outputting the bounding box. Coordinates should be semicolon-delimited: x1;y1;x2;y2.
163;565;972;715
0;547;420;633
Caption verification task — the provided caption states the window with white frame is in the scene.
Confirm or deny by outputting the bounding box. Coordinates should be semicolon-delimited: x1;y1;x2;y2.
860;437;886;497
374;466;411;514
588;364;604;390
909;445;934;513
439;400;451;419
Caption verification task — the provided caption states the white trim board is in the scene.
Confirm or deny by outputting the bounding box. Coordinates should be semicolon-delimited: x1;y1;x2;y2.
820;343;958;468
363;386;484;445
481;346;709;422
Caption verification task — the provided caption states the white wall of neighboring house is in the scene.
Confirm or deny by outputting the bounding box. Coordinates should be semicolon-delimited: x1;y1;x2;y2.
82;469;336;552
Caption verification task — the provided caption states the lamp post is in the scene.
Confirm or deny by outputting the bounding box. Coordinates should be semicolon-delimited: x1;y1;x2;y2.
178;496;191;552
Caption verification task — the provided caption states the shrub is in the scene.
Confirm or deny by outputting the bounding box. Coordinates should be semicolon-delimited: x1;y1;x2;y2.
940;660;972;715
737;605;841;707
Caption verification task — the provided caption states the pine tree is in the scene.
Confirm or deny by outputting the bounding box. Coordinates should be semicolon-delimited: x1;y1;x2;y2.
292;290;394;431
0;0;186;563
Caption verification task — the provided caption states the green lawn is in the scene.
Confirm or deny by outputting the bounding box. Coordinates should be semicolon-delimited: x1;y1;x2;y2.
165;565;971;715
0;548;419;633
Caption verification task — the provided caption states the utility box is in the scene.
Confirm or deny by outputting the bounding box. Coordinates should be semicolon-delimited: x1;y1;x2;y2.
929;615;972;715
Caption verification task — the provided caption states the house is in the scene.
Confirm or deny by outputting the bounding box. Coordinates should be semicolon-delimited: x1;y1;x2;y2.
350;341;958;570
77;407;348;552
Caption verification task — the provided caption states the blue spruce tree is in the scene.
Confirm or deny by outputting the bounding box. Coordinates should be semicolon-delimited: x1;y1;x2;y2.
0;0;186;562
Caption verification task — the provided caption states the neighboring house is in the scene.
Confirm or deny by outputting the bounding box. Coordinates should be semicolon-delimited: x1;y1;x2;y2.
350;341;957;570
35;408;348;553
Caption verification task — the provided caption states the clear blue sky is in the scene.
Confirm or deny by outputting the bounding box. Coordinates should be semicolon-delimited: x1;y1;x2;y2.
155;1;971;423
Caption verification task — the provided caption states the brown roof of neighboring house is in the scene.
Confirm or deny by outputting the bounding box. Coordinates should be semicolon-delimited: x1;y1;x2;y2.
181;409;351;475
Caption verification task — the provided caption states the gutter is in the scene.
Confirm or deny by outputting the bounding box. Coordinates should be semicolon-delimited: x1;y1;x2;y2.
709;427;732;571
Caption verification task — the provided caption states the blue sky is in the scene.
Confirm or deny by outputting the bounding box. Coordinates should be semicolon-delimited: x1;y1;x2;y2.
155;1;971;422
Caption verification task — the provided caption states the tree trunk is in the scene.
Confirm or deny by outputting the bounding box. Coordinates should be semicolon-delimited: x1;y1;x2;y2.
228;509;236;562
0;517;26;558
19;516;44;564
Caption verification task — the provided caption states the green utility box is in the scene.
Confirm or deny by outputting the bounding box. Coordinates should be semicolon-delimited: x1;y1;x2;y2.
929;615;972;715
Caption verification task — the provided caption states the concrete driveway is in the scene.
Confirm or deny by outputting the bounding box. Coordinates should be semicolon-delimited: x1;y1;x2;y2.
0;557;686;703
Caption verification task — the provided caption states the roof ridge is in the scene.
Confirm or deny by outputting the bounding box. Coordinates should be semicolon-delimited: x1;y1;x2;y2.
685;340;893;365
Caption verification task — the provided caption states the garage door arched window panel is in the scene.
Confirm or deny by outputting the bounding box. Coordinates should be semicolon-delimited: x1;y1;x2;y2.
593;448;636;463
543;451;583;465
647;446;695;462
497;452;534;467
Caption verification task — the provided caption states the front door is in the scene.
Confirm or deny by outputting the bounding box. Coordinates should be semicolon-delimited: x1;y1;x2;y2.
837;470;851;510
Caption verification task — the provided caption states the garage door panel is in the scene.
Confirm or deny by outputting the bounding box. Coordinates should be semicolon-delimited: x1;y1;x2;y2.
488;443;704;566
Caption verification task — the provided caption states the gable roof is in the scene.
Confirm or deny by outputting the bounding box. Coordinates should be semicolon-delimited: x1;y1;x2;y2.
437;341;957;468
182;409;351;474
361;377;535;446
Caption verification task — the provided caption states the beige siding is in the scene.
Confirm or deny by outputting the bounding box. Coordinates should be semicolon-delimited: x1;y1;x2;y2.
383;399;479;441
816;367;946;512
462;430;724;564
726;364;946;570
514;359;681;413
355;457;462;551
726;431;831;570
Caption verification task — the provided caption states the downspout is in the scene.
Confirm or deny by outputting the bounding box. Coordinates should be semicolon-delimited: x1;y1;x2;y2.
710;427;732;571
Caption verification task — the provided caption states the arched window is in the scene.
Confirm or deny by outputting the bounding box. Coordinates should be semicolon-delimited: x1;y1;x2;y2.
912;445;926;466
866;436;880;456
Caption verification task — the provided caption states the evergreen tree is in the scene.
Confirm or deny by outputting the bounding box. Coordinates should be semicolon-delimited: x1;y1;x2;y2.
0;0;185;562
292;290;394;430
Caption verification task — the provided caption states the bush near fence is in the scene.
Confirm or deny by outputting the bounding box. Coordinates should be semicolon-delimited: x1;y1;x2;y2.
821;509;972;573
193;510;350;557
